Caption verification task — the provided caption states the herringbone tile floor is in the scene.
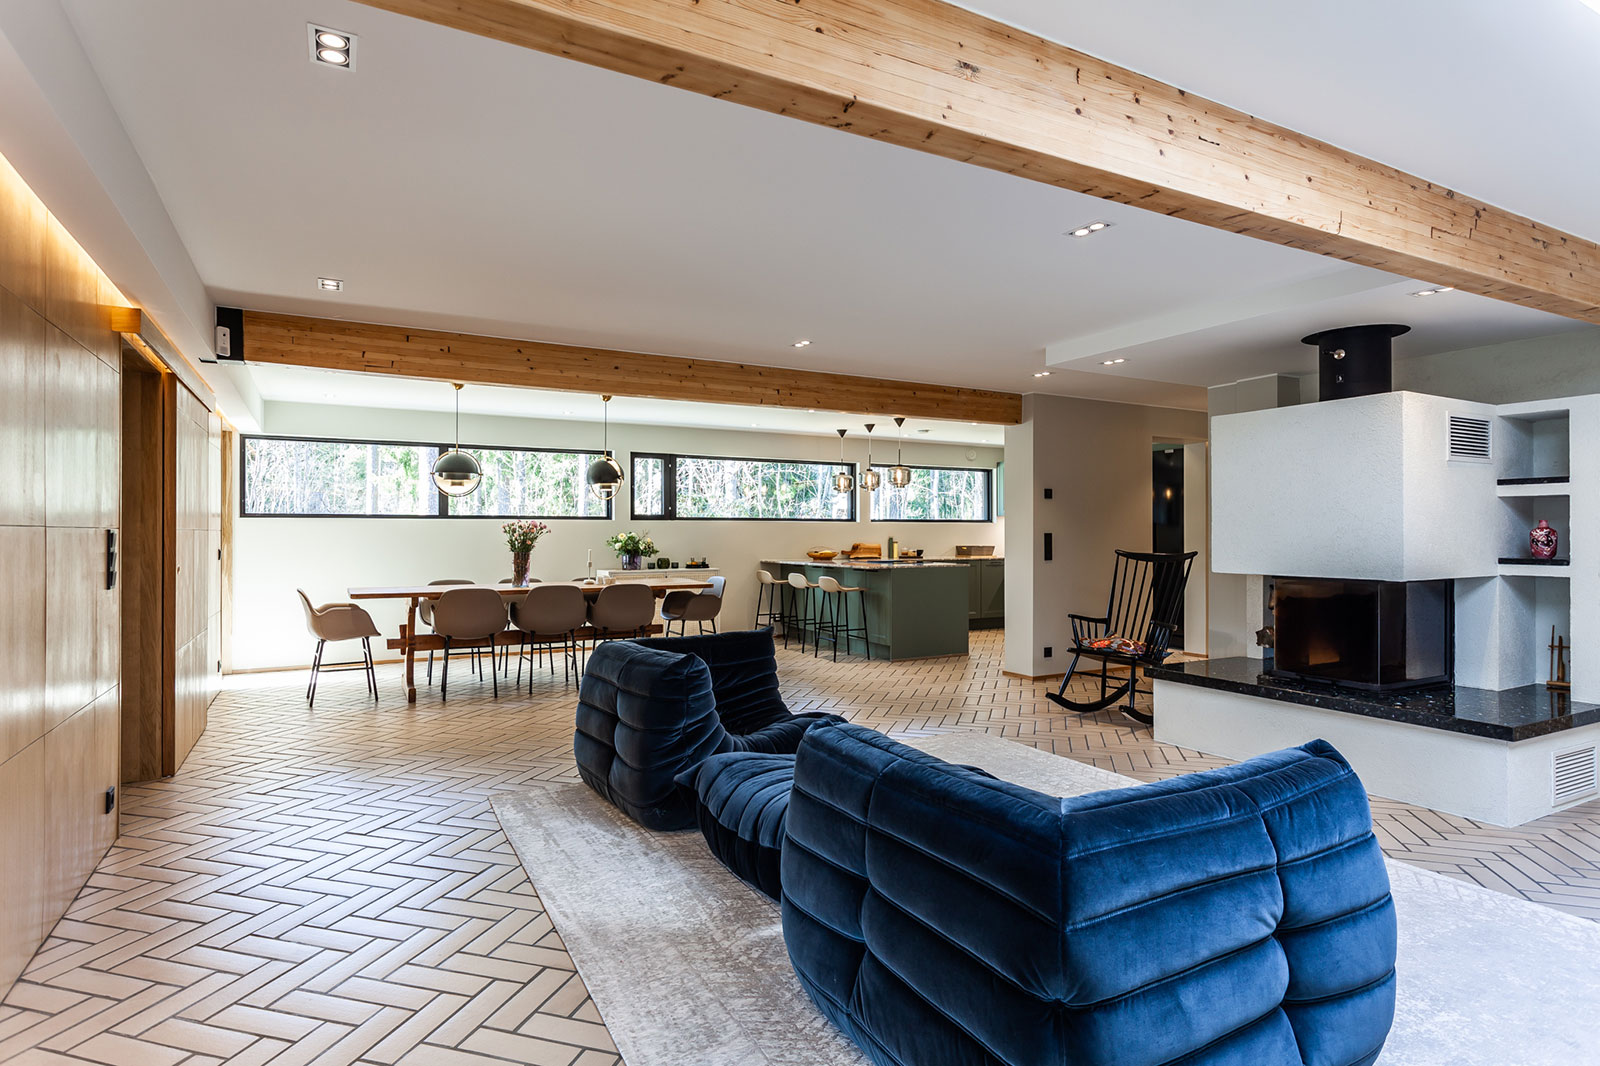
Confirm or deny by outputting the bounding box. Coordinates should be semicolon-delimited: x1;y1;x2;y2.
3;630;1598;1064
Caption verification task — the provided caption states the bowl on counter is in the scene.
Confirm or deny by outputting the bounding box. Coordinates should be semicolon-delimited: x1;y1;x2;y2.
807;549;840;560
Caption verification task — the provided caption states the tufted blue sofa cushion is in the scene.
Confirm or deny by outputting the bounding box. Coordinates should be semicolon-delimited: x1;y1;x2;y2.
677;751;797;901
781;723;1397;1066
634;627;793;734
574;633;841;831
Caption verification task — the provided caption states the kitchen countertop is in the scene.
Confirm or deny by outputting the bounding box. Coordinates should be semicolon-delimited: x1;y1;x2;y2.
1146;656;1600;742
761;558;968;570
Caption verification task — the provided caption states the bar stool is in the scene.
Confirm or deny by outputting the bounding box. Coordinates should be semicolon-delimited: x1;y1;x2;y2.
783;572;820;652
814;575;870;661
754;569;783;633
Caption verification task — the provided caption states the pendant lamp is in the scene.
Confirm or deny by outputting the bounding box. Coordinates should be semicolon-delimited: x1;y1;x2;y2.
888;416;913;488
587;394;625;501
832;429;855;492
859;423;881;492
431;383;482;497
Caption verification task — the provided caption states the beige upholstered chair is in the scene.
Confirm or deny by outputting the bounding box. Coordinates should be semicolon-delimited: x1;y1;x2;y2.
432;587;508;699
588;582;656;642
296;590;381;708
661;575;725;637
815;574;870;661
420;579;474;685
754;569;782;630
509;584;589;688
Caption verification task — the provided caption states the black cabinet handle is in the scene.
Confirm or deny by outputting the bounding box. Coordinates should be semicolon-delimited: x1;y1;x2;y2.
106;529;117;590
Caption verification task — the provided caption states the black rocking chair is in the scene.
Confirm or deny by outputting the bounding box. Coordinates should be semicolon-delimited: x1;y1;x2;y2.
1046;549;1197;726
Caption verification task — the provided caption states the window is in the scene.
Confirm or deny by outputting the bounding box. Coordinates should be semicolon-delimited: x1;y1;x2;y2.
241;434;612;518
447;447;611;518
632;452;854;521
871;465;992;522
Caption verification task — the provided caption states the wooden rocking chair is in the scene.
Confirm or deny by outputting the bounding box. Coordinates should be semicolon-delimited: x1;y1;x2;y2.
1046;549;1197;725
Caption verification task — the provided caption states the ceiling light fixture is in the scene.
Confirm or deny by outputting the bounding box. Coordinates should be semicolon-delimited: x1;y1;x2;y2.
792;339;812;348
316;277;343;292
431;384;481;497
1100;357;1127;366
888;417;913;489
1033;371;1051;377
309;24;356;69
860;423;881;492
1067;220;1114;238
1411;286;1456;297
587;395;624;501
832;429;855;493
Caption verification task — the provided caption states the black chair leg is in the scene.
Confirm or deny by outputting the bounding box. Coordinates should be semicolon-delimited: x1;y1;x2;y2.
490;642;498;698
363;637;378;700
441;638;451;700
307;640;325;707
859;594;871;660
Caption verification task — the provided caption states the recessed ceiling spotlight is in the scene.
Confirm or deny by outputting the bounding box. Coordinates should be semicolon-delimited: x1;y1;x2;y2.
1067;221;1114;238
792;339;811;348
1411;286;1456;297
1101;357;1127;366
316;277;343;291
309;24;356;69
1114;357;1126;364
1033;371;1051;377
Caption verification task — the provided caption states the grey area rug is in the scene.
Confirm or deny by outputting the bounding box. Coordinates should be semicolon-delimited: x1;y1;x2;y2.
492;733;1600;1066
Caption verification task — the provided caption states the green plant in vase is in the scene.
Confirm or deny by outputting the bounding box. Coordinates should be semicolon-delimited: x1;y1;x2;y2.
503;520;550;586
606;530;659;571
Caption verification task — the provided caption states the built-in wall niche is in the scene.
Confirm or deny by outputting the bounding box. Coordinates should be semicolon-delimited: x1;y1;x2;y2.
1496;410;1570;484
1498;494;1570;566
1501;575;1573;688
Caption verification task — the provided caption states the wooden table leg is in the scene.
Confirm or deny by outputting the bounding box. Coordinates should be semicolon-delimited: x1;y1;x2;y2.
404;597;419;704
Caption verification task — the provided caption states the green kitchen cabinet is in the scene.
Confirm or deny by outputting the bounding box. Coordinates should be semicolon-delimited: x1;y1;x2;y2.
980;559;1005;619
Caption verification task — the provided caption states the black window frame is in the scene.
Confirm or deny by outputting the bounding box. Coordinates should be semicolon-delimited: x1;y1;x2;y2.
869;463;995;523
239;432;614;519
630;450;857;522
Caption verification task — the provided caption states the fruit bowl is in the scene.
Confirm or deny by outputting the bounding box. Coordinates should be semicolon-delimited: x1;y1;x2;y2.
806;549;839;560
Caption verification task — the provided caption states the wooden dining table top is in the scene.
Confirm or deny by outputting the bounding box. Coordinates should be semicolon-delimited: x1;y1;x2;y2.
347;577;713;600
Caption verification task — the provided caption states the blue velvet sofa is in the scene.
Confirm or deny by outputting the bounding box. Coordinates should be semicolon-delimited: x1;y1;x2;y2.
782;723;1397;1066
573;628;840;831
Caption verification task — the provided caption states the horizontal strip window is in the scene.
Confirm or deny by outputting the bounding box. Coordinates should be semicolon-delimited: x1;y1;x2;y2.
241;434;613;518
632;452;856;521
870;464;993;523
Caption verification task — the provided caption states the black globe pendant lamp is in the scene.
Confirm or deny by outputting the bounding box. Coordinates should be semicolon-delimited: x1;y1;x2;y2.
587;394;624;501
431;383;481;497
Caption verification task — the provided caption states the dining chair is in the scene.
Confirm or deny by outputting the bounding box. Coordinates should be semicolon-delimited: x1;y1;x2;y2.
588;583;656;643
497;577;540;672
660;575;725;636
509;583;589;689
297;590;381;708
432;587;508;700
421;579;474;685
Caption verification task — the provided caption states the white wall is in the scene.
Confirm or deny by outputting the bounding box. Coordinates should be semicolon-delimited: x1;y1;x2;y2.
233;402;1002;670
1394;328;1600;405
1002;394;1207;678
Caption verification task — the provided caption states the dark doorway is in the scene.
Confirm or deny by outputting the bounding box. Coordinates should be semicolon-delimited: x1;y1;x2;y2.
1152;446;1184;648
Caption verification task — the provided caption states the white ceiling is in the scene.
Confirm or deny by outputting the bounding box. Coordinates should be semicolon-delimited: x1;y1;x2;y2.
242;363;1006;446
57;0;1598;414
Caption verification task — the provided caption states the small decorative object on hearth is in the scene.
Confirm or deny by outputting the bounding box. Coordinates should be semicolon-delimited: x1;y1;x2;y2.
606;530;658;570
655;557;672;569
1531;519;1559;560
502;519;550;586
1548;625;1572;691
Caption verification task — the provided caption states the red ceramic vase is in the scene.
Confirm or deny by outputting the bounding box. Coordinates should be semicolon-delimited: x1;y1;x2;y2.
1530;520;1558;560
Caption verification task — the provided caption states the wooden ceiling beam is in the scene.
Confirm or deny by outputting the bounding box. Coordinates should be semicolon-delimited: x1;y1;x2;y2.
355;0;1600;323
240;311;1024;424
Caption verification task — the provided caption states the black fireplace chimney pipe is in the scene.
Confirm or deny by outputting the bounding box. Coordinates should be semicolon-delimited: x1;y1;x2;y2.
1301;323;1411;402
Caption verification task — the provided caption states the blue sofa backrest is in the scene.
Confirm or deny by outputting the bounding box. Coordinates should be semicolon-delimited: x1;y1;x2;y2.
574;641;726;830
782;723;1396;1066
633;627;791;734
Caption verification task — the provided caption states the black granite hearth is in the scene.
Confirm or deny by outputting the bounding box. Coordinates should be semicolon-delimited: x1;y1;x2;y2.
1146;657;1600;742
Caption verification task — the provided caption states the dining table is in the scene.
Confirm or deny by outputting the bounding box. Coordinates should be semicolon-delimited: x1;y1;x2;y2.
348;577;714;703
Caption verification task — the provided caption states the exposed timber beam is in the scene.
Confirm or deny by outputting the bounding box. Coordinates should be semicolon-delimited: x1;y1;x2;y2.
355;0;1600;324
240;311;1024;424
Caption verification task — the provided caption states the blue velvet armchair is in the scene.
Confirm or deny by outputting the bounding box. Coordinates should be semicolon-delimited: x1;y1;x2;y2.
781;723;1397;1066
573;628;840;830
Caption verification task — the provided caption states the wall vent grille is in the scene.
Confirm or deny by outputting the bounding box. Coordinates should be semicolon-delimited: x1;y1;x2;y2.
1553;745;1598;805
1447;414;1492;463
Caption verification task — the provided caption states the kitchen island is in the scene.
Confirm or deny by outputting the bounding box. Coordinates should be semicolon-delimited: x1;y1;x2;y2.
760;559;969;660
